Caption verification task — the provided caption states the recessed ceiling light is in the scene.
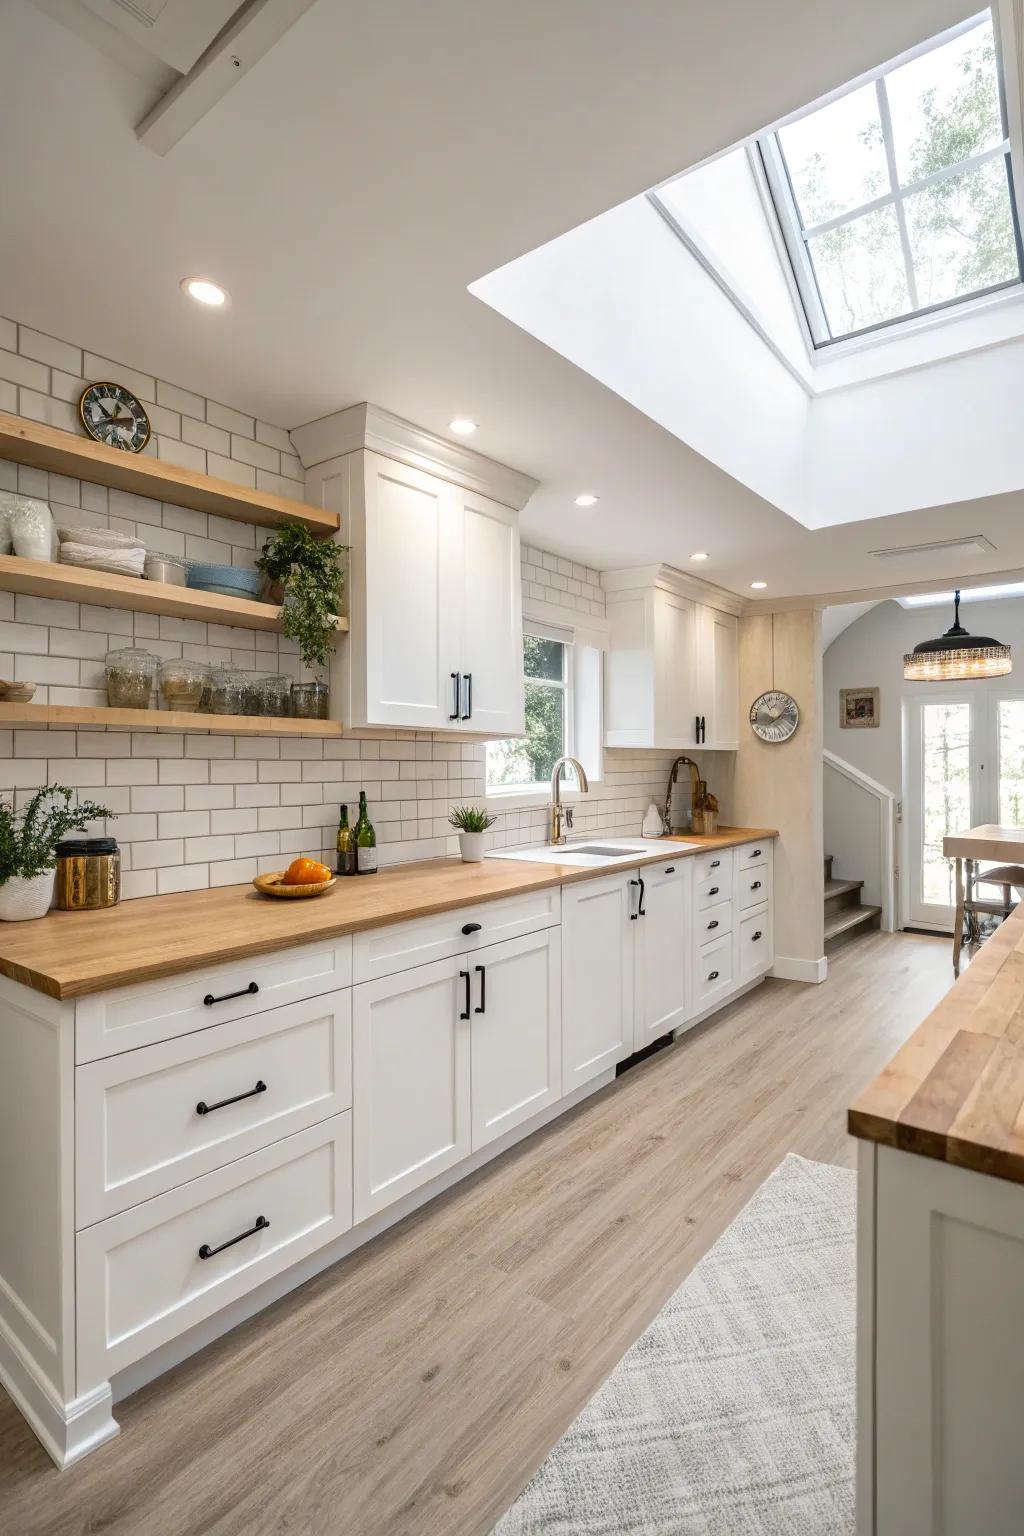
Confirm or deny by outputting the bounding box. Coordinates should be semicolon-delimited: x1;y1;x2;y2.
449;418;477;435
750;581;768;590
690;551;709;562
574;493;599;507
181;277;228;307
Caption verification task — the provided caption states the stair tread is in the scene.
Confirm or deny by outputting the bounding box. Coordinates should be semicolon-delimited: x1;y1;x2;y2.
825;878;865;898
824;904;882;940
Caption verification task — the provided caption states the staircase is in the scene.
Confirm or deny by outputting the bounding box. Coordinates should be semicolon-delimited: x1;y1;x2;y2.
824;853;882;949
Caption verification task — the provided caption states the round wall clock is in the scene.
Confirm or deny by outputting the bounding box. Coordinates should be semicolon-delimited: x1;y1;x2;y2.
78;382;151;454
749;689;800;743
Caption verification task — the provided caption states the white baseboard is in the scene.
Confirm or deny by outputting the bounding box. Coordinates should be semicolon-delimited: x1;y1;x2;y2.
0;1318;118;1469
771;954;828;984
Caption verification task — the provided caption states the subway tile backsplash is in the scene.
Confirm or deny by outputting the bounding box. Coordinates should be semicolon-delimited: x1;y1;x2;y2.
0;316;698;896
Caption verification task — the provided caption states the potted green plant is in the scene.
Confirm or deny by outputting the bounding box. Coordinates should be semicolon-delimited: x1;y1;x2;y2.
447;804;497;863
256;524;346;708
0;786;114;922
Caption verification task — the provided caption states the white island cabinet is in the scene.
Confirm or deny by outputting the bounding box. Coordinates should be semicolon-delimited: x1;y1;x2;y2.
0;835;774;1470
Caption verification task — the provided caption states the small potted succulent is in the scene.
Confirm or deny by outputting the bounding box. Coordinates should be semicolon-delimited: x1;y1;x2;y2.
448;804;496;863
0;786;114;922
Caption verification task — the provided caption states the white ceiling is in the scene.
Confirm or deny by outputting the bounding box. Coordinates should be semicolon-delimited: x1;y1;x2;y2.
4;0;1013;603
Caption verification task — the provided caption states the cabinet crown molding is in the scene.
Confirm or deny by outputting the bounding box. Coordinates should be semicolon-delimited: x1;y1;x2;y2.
600;563;746;616
290;403;538;512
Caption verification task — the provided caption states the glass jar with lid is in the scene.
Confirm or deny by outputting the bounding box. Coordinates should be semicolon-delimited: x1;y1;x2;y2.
104;648;158;710
207;667;249;715
158;659;208;712
291;680;330;719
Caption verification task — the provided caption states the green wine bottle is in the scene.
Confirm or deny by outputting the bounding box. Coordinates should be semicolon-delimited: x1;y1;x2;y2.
355;789;377;875
336;803;356;877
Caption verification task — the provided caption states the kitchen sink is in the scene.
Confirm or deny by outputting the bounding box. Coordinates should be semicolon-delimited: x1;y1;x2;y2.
487;837;700;867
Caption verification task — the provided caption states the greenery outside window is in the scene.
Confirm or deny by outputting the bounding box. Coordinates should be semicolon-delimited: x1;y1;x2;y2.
487;629;572;796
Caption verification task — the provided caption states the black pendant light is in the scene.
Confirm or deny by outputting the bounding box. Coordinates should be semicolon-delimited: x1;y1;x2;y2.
903;589;1012;681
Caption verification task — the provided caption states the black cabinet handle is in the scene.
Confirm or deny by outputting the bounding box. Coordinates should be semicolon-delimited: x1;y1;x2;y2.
459;969;471;1020
474;964;486;1015
461;672;473;721
637;875;646;916
664;866;675;874
629;878;640;919
752;930;763;942
707;919;719;930
462;921;482;935
198;1215;269;1261
701;715;706;742
203;981;258;1007
751;880;762;890
708;970;719;981
708;886;719;896
196;1080;267;1116
450;672;461;720
749;849;762;858
710;859;720;869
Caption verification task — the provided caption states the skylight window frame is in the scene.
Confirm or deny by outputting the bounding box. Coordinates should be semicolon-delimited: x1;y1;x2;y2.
757;8;1024;349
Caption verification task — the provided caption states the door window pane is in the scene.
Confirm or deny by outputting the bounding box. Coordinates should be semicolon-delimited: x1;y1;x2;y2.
807;204;912;336
921;701;971;906
778;84;889;226
998;700;1024;826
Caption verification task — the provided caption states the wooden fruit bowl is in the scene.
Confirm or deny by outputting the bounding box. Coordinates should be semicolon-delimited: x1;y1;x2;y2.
252;870;337;899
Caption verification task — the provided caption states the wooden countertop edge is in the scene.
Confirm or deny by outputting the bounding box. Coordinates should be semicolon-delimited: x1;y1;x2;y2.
0;827;778;1000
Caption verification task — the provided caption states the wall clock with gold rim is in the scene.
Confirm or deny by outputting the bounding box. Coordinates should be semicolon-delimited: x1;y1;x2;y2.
749;689;800;743
78;381;151;454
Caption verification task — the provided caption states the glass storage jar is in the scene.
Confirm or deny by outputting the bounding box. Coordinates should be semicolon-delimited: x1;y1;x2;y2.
240;676;264;716
207;667;248;715
104;648;158;710
158;659;208;712
258;674;292;717
55;837;120;910
290;680;330;719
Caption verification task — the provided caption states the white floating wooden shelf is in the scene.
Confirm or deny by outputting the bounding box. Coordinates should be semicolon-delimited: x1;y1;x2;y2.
0;555;348;635
0;410;336;536
0;703;344;737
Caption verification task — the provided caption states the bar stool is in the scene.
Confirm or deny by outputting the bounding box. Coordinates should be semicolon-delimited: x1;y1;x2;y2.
953;862;1024;975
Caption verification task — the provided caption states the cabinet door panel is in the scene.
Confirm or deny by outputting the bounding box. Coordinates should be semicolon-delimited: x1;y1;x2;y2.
562;872;635;1090
697;605;739;750
471;929;560;1150
353;957;470;1221
457;490;523;737
738;905;773;983
654;589;696;747
363;454;460;729
635;862;688;1049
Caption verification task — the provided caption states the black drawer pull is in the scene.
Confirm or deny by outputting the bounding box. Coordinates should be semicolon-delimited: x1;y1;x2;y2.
710;859;720;869
664;866;675;874
749;849;762;858
197;1080;267;1116
474;963;486;1014
751;880;762;890
708;886;719;896
204;981;258;1007
462;921;482;935
629;877;641;919
459;969;471;1020
198;1215;269;1261
450;672;461;720
752;930;763;942
461;672;473;721
708;970;720;981
707;919;719;930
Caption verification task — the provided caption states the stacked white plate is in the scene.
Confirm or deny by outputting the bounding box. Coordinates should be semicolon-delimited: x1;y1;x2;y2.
58;525;146;578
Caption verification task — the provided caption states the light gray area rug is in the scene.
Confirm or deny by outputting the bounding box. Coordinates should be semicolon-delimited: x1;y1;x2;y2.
494;1153;856;1535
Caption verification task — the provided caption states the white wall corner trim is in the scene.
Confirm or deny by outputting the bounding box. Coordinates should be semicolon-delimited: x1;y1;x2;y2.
771;954;828;983
600;563;747;616
0;1320;118;1470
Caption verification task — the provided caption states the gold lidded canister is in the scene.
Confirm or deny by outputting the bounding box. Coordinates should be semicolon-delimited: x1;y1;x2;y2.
54;838;121;911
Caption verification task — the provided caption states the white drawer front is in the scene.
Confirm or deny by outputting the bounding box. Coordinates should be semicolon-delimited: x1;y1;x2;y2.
76;1115;352;1389
739;904;772;982
76;993;352;1226
693;848;733;884
352;887;560;983
696;868;733;910
737;865;772;911
695;932;734;1007
737;840;772;871
75;939;353;1063
696;899;732;943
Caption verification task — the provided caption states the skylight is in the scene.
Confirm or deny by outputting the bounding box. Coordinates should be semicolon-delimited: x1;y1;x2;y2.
759;10;1023;345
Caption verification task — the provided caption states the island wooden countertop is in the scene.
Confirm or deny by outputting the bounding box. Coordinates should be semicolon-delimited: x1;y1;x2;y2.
0;826;776;1001
849;905;1024;1185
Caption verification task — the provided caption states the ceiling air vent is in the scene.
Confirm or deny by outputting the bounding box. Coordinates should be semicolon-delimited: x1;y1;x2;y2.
869;535;996;563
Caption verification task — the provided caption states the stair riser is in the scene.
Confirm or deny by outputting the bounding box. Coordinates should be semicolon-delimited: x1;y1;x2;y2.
824;856;834;882
825;909;882;950
825;889;865;917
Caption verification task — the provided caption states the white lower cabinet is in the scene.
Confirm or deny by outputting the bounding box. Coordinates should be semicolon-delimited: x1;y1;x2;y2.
634;860;688;1050
470;928;561;1150
561;871;637;1090
738;906;772;984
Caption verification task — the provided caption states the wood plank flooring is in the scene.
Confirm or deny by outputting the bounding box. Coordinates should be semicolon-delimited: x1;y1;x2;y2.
0;929;951;1536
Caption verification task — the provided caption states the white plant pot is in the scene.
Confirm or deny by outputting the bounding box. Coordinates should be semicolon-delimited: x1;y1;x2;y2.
458;831;486;863
0;869;55;922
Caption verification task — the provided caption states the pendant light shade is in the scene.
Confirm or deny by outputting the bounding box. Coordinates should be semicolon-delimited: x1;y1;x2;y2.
903;589;1012;681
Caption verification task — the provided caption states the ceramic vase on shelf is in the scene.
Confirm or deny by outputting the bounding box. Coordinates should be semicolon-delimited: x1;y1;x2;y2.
0;870;55;922
10;497;58;562
458;832;485;863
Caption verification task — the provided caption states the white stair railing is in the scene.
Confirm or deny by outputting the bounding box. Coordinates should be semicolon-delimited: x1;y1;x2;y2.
823;749;898;932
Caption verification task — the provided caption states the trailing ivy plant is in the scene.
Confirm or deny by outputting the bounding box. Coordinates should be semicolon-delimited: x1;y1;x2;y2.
0;786;114;884
256;521;347;675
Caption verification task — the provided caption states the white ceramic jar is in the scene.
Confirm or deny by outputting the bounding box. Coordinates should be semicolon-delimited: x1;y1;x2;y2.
10;497;58;562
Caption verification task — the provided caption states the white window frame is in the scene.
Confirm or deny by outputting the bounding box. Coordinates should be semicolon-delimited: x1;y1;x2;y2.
485;621;576;809
758;8;1024;348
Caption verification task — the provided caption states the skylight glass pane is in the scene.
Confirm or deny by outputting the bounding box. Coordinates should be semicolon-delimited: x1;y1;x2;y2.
806;203;911;336
777;84;890;226
886;15;1004;185
905;154;1019;305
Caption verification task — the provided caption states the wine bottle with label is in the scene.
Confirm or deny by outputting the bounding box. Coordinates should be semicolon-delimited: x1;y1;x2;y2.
336;803;357;877
355;789;378;875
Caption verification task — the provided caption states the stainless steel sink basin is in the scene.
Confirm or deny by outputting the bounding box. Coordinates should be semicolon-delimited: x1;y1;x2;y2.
487;838;700;867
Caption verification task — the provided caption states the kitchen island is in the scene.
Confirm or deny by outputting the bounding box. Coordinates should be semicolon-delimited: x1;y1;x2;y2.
850;905;1024;1535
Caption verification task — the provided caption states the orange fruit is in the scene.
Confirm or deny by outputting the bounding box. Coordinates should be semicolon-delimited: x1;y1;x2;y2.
281;857;331;886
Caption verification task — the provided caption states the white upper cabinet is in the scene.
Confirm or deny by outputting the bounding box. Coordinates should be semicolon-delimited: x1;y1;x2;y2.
602;565;740;752
296;405;536;734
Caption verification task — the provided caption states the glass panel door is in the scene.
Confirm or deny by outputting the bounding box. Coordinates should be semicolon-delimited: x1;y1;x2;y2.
906;696;976;928
997;698;1024;827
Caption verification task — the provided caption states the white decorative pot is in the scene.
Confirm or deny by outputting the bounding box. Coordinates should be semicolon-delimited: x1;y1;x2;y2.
0;870;55;922
458;831;485;863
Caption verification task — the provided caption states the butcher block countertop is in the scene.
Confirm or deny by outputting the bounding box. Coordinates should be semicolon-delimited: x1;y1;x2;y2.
850;905;1024;1186
0;826;776;1000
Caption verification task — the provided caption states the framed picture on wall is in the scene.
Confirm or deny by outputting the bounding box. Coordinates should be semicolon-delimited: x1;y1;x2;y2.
840;686;880;729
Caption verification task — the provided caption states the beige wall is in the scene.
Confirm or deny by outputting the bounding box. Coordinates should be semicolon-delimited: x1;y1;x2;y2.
733;609;825;980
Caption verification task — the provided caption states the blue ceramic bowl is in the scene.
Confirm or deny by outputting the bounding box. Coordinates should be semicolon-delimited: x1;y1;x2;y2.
187;564;263;600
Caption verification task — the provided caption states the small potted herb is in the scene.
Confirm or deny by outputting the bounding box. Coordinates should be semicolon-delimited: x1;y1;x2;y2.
256;522;347;706
448;804;497;863
0;786;114;922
